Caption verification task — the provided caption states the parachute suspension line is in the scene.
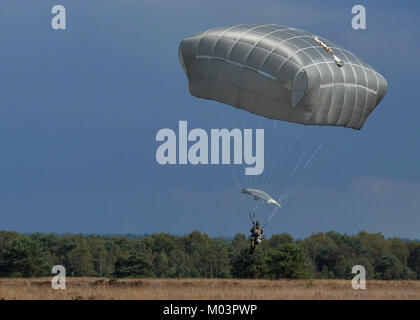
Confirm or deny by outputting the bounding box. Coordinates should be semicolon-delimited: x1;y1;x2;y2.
259;119;280;191
231;108;254;193
265;134;324;228
266;153;313;228
235;109;255;194
278;150;307;203
194;100;243;196
264;206;279;228
304;143;323;169
282;141;339;205
194;99;343;229
277;132;307;199
282;151;328;206
281;138;325;202
278;129;324;204
193;100;250;211
280;142;323;203
262;125;299;192
282;141;341;205
224;107;262;213
215;103;251;209
256;117;278;196
263;135;306;229
252;117;262;190
215;106;250;210
260;126;290;191
260;129;298;222
266;130;301;191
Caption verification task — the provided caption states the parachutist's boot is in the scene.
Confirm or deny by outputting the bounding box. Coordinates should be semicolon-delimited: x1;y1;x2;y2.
249;242;255;255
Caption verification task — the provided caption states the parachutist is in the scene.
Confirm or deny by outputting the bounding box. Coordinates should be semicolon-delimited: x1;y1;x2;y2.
249;220;263;255
242;188;279;253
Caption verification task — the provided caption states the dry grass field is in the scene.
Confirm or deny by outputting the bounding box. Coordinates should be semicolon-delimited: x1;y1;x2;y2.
0;278;420;300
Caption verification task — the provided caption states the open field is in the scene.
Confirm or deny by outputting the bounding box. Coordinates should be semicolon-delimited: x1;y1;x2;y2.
1;278;420;300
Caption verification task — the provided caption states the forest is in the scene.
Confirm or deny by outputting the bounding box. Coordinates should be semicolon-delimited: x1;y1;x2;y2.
0;230;419;280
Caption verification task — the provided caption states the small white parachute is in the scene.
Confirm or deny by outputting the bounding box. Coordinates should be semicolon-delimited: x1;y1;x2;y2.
241;188;282;208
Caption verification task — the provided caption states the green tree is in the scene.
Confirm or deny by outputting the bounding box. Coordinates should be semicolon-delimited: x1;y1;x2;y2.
408;243;420;279
207;240;231;278
265;233;294;250
113;254;154;278
154;252;169;278
232;234;248;251
231;248;268;278
387;237;409;266
1;237;50;277
88;237;109;277
299;232;334;277
145;233;177;255
69;245;95;277
267;244;310;279
375;253;403;280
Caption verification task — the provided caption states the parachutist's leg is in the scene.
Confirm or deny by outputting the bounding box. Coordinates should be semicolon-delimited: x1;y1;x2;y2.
250;239;255;255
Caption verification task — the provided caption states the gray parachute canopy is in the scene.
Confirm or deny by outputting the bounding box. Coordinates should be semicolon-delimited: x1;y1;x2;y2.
241;188;281;208
179;24;388;130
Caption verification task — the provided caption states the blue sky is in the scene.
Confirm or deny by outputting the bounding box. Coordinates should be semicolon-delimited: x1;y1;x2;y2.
0;0;419;239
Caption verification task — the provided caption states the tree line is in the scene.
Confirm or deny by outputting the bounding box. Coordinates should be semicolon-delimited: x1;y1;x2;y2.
0;230;419;280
